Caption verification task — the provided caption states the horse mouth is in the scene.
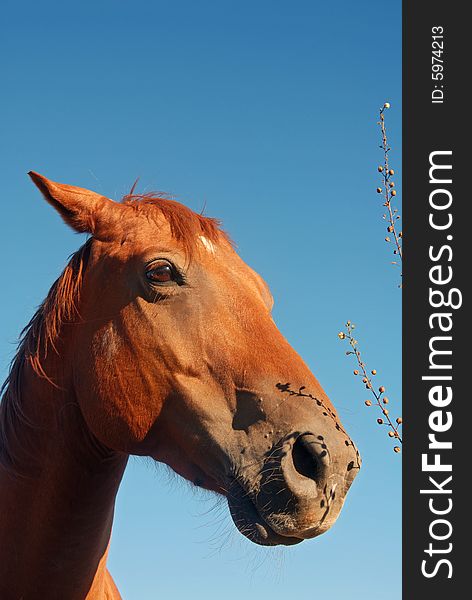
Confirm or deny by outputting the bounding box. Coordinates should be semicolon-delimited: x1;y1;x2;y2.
227;480;302;547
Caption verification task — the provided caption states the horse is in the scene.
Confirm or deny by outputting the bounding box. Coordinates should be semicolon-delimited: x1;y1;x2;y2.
0;172;360;599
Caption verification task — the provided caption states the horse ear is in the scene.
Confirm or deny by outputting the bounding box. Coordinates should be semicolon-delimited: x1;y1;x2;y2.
28;171;124;239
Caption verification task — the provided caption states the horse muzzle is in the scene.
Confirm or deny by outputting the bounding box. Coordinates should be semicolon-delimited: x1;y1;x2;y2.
227;431;360;546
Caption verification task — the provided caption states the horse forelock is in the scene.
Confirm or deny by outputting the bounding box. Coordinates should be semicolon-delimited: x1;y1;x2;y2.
120;192;231;255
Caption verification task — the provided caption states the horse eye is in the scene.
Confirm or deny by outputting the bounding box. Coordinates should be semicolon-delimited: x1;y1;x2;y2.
146;263;175;284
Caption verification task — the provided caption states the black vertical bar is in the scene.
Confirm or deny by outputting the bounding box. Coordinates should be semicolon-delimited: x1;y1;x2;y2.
404;1;467;597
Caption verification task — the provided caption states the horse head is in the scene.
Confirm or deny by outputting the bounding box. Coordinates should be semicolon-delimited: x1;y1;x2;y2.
28;172;360;546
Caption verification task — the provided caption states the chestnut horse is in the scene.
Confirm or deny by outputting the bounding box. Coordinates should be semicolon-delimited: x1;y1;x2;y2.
0;173;360;599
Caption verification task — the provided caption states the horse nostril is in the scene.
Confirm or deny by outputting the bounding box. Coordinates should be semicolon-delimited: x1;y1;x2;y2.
291;434;322;482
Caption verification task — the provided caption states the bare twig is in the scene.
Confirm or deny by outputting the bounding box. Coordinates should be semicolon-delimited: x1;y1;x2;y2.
338;322;402;452
337;103;402;455
377;102;402;284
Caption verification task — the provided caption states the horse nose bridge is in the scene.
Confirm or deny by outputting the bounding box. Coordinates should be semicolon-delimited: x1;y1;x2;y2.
246;319;319;384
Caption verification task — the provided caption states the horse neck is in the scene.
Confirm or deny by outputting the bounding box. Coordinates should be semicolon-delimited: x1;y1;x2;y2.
0;355;128;599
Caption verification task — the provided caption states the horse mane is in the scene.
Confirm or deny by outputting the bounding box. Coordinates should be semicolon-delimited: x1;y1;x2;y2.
0;193;228;472
0;238;93;473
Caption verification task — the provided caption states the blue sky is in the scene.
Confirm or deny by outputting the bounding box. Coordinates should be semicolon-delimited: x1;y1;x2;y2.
1;1;401;598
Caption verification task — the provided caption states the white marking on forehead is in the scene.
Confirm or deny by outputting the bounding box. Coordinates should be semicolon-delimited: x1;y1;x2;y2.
198;235;216;254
